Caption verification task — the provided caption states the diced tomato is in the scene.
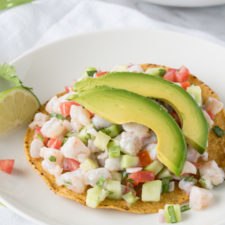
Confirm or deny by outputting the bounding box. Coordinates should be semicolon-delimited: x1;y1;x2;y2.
0;160;15;174
181;82;191;90
207;110;214;121
127;171;155;186
65;86;73;93
176;66;190;83
60;101;81;116
63;158;80;171
86;109;94;118
163;68;177;82
95;72;108;77
34;126;48;145
137;150;152;167
47;138;63;149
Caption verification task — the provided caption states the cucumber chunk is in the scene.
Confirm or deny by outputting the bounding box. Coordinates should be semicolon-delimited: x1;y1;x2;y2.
101;124;122;138
145;67;166;77
78;127;91;144
164;204;182;223
111;171;122;181
121;155;139;169
86;186;107;208
94;131;111;151
108;141;121;158
122;192;139;206
158;168;171;179
144;160;164;175
106;180;122;200
187;85;202;106
142;180;162;202
80;159;98;171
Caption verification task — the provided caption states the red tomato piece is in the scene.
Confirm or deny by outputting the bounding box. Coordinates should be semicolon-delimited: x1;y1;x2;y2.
34;126;48;145
128;171;155;186
137;150;152;167
207;110;214;121
60;101;81;116
163;68;177;82
181;82;191;90
63;158;80;171
0;160;15;174
95;72;108;77
176;66;190;83
47;138;63;149
65;86;73;93
86;109;94;118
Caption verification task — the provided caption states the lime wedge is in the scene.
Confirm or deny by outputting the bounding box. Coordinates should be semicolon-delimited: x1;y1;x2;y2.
0;87;40;136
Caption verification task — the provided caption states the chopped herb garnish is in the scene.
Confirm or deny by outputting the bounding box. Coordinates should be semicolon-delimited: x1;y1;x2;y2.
50;113;67;120
64;180;72;185
87;70;97;77
49;155;56;162
127;178;134;184
36;133;44;142
212;126;225;137
168;205;177;223
162;177;171;193
181;204;190;212
183;176;197;184
122;170;128;182
96;176;106;187
65;130;76;137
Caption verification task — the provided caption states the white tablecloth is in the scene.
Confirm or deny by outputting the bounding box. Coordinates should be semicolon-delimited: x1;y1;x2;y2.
0;0;224;224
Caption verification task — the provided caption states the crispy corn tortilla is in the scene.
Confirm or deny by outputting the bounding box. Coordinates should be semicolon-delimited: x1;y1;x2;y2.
24;64;225;214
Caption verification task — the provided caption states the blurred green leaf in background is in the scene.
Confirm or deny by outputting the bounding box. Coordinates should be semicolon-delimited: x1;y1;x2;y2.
0;0;35;11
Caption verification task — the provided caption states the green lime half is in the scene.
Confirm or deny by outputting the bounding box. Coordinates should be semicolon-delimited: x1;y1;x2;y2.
0;87;40;136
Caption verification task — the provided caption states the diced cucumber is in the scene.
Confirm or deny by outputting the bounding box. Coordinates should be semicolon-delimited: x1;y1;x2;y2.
144;160;163;175
180;204;190;212
142;180;162;202
145;67;166;77
83;67;97;78
86;186;106;208
94;131;111;151
106;180;122;200
96;176;106;187
121;155;139;169
78;127;91;144
164;204;182;223
158;168;171;179
199;177;213;190
111;171;122;181
101;124;122;138
108;142;121;158
162;177;172;193
187;85;202;106
80;159;98;171
122;192;139;206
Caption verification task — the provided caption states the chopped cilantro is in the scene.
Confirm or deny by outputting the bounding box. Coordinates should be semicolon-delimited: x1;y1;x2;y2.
49;155;56;162
212;126;225;137
50;113;66;120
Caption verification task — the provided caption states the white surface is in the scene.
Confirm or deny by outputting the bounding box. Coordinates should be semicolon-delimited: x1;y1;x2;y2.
0;29;225;225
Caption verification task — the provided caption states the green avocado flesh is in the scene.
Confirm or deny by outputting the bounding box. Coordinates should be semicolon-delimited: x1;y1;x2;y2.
74;72;209;153
70;86;187;176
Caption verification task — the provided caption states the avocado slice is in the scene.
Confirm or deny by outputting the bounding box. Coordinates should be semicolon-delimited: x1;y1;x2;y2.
69;86;187;176
74;72;208;153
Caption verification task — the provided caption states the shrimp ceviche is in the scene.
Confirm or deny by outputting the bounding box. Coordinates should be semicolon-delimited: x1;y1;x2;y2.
25;63;225;223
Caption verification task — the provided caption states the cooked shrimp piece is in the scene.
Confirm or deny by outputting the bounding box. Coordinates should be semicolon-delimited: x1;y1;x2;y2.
202;109;214;127
205;97;223;115
189;186;213;210
56;169;86;194
61;136;90;162
122;122;150;139
181;161;197;175
45;96;61;114
40;147;64;165
120;132;142;156
41;117;65;138
42;160;63;176
199;160;225;185
96;151;109;166
92;114;112;129
30;139;43;158
178;179;195;194
127;64;144;73
29;112;49;129
85;168;111;186
187;146;200;162
104;158;121;171
145;142;157;160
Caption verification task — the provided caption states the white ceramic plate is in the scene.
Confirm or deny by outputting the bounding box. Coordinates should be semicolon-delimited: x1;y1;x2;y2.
0;29;225;225
143;0;225;7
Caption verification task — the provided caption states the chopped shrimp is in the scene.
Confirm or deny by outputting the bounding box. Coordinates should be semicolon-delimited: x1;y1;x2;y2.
42;160;63;176
30;139;43;158
122;122;150;139
29;112;49;129
62;120;73;131
187;146;200;163
104;158;121;171
120;132;142;156
189;186;213;210
205;97;223;115
85;168;111;186
56;169;86;194
61;136;90;162
202;109;214;127
92;114;112;129
145;143;157;160
199;160;225;185
178;179;195;194
127;64;144;73
181;161;197;175
40;147;64;165
88;139;101;153
45;96;61;114
41;117;65;138
96;151;109;166
169;181;175;192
